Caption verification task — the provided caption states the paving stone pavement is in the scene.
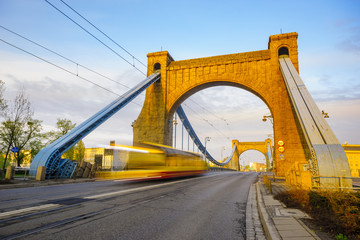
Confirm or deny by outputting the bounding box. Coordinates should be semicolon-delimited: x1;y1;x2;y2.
246;183;266;240
256;181;321;240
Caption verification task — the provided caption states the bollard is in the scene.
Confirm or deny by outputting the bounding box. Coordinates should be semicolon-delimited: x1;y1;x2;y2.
36;166;46;181
5;166;15;180
263;175;272;194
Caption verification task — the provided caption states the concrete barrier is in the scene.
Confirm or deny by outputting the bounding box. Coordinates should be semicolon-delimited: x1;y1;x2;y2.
5;166;15;180
36;166;46;181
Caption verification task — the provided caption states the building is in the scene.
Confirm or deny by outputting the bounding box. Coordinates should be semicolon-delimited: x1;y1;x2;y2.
249;162;267;172
1;150;32;168
343;143;360;177
84;141;130;171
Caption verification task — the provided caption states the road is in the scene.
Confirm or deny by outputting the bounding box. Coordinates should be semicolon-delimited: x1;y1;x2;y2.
0;172;259;240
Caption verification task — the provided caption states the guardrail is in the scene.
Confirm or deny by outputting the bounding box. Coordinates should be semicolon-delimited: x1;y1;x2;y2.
312;176;360;190
14;167;30;180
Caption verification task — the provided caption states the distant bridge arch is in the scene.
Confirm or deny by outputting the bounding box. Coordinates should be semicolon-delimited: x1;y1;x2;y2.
231;139;273;171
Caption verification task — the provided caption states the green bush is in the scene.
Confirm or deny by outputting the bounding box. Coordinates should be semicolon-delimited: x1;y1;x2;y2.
275;189;360;239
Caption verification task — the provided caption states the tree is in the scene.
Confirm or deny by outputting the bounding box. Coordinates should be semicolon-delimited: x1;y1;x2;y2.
73;140;85;164
46;118;76;144
12;120;42;166
46;118;85;163
0;80;7;114
0;88;42;169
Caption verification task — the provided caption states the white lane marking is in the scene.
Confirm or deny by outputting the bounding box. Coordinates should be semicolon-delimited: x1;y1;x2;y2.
0;173;222;219
0;204;61;219
85;174;216;200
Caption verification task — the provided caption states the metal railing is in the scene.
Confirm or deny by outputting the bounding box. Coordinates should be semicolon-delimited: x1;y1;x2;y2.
312;176;360;190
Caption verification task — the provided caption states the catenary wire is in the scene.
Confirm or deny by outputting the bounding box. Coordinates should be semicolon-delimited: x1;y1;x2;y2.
59;0;146;68
183;103;230;140
189;98;229;123
44;0;146;76
0;25;131;90
0;38;142;107
45;0;230;138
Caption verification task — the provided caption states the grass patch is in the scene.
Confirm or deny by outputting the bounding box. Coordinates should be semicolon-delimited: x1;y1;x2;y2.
275;189;360;239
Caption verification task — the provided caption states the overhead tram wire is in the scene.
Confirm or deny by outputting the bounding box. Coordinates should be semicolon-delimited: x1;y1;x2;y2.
0;25;131;90
0;38;141;106
44;0;147;76
189;98;229;124
45;0;233;147
182;103;230;140
188;98;236;139
59;0;146;68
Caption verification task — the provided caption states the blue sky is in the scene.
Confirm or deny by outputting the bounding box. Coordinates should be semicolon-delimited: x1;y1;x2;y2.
1;0;359;164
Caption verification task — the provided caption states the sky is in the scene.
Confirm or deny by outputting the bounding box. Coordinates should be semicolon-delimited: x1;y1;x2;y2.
0;0;359;165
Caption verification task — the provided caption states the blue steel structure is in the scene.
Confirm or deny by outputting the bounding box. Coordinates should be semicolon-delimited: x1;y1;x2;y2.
29;72;161;178
176;105;236;166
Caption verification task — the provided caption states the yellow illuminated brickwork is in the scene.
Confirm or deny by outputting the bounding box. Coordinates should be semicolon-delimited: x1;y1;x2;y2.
133;33;314;188
232;139;272;171
343;144;360;177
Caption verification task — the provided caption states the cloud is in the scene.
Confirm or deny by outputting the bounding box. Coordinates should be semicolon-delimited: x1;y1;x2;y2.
334;19;360;55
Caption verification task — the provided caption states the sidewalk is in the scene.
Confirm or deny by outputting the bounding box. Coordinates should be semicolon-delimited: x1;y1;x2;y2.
256;180;320;240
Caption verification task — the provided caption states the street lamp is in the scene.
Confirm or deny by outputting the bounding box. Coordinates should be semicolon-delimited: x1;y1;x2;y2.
204;137;211;163
321;110;329;118
221;146;225;160
262;114;273;124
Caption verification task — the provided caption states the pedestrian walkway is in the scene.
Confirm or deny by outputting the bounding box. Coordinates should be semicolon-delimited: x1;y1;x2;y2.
256;180;320;240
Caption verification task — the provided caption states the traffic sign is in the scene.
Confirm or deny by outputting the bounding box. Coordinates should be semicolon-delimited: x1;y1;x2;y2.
277;140;285;153
11;147;19;153
278;146;285;153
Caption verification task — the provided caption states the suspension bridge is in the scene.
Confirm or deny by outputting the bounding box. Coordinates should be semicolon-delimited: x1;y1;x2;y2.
28;32;352;189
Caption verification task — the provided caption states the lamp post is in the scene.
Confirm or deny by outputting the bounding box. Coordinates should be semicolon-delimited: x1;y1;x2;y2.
262;114;273;124
173;115;178;148
321;110;329;118
221;146;225;160
204;137;211;163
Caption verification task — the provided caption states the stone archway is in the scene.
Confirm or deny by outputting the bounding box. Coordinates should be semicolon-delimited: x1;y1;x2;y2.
230;139;273;171
133;33;312;188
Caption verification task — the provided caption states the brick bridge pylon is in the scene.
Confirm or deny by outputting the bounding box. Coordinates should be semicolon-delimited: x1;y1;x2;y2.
132;32;342;189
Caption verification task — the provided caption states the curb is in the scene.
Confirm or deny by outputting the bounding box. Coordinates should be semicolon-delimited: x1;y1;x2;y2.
256;181;281;240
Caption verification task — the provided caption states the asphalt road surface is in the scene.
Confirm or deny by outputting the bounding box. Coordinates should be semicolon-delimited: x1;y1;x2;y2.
0;171;259;240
